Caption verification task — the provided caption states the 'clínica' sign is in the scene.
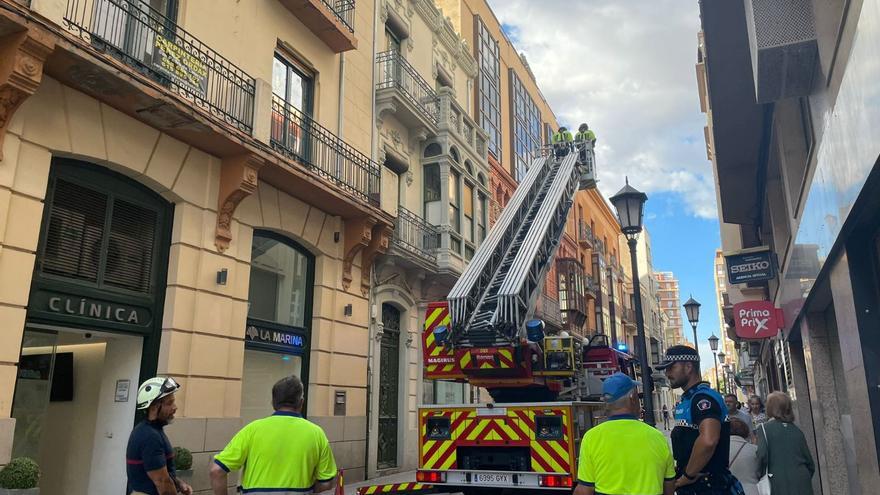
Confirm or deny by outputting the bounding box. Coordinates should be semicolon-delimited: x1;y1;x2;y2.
724;247;777;284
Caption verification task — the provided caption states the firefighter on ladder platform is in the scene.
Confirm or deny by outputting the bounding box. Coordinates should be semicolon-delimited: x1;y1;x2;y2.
552;126;574;157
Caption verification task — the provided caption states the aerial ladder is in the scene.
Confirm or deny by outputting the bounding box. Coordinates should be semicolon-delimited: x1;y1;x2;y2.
357;140;636;495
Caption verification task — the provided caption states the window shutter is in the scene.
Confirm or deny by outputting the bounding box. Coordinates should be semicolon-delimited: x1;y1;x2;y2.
104;199;158;293
42;178;108;283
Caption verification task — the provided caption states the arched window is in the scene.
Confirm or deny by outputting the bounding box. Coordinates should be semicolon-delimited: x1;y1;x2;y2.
424;143;442;158
465;160;474;176
242;231;314;423
478;173;486;187
450;147;460;163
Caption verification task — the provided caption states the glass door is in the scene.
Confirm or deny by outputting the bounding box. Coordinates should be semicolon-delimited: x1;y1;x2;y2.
10;330;59;460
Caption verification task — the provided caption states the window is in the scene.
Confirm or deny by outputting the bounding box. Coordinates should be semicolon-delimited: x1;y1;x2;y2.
449;170;460;232
510;70;542;181
247;232;312;327
476;18;502;160
477;192;487;242
386;27;402;53
463;182;474;242
423;164;441;224
272;54;313;114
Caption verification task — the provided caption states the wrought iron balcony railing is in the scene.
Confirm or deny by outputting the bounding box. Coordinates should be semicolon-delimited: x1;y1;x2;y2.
578;220;594;247
322;0;355;32
64;0;255;132
376;50;439;125
271;95;380;205
391;206;440;264
535;293;562;328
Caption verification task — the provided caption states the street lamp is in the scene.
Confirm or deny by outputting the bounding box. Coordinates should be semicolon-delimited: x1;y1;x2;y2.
683;296;701;348
708;334;720;390
610;179;655;426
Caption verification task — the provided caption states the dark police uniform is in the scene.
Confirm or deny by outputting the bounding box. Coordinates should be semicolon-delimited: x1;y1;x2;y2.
672;382;745;495
126;420;178;495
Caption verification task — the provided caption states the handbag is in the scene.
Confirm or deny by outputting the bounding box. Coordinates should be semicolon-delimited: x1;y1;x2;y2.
757;423;772;495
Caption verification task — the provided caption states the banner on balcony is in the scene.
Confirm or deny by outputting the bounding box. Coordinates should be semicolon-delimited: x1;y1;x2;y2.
153;35;208;96
733;300;784;339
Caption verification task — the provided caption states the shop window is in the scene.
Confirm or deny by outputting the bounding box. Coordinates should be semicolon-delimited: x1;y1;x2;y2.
243;231;314;420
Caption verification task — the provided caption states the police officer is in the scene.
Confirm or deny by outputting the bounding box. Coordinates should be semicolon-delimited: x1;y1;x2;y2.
209;375;338;494
126;377;193;495
656;346;745;495
551;126;574;157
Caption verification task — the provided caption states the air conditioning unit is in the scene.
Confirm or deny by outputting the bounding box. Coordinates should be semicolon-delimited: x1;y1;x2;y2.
743;0;819;103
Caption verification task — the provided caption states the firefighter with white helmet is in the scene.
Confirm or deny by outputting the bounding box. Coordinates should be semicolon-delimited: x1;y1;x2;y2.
126;377;192;495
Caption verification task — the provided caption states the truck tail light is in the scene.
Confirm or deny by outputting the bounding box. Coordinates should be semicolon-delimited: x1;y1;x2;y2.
539;474;573;488
416;470;445;483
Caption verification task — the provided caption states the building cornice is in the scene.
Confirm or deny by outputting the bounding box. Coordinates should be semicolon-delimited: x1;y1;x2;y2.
410;0;478;78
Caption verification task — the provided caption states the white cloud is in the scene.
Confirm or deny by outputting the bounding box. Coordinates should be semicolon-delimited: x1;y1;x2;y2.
487;0;716;218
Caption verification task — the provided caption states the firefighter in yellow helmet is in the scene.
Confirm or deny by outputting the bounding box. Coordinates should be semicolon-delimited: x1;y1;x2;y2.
575;123;597;146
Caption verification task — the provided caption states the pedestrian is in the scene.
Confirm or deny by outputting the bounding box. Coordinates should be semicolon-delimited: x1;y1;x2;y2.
662;403;670;430
756;392;815;495
210;375;338;495
728;418;760;495
747;395;768;432
573;372;675;495
656;345;745;494
552;126;573;157
126;376;193;495
725;394;753;435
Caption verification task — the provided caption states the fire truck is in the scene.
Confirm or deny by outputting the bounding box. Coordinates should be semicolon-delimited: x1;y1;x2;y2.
358;142;639;494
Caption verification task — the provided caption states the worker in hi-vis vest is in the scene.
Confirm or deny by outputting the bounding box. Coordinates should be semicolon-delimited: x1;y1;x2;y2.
552;126;574;157
575;123;597;146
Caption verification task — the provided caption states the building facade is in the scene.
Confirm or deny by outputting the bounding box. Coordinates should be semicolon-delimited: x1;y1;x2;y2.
699;1;880;493
0;0;388;490
656;271;688;347
712;249;738;397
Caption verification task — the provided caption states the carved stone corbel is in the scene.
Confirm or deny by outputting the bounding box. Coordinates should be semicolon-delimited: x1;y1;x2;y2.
0;29;55;161
215;153;266;252
342;216;378;291
360;224;393;296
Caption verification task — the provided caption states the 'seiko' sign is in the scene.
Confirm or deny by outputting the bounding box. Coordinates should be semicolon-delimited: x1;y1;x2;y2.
153;35;208;96
725;248;776;284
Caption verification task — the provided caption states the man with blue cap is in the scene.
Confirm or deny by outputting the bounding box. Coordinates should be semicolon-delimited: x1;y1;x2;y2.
573;372;676;495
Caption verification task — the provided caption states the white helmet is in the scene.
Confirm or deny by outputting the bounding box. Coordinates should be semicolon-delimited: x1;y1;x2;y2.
136;376;180;410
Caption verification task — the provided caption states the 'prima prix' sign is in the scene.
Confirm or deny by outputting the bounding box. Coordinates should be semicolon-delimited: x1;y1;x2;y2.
733;301;783;339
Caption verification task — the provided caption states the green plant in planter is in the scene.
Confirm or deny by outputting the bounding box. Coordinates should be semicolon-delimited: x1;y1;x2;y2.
0;457;40;489
173;447;193;471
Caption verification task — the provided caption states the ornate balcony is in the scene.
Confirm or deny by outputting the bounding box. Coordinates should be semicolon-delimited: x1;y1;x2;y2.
376;50;439;129
622;307;637;328
277;0;357;52
64;0;255;132
389;206;440;270
437;88;488;161
584;273;598;300
271;96;380;206
578;220;594;248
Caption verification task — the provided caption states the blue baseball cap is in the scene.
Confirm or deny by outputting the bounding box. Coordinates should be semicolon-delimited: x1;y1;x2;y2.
602;372;639;402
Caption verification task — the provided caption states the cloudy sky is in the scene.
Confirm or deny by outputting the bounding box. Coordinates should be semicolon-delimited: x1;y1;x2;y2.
487;0;725;364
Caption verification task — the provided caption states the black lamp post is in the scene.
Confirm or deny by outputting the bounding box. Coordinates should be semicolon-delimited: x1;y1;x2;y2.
610;179;654;426
708;334;720;390
683;296;701;348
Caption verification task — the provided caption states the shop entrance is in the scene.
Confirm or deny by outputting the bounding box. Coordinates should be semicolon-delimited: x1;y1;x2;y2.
11;326;143;495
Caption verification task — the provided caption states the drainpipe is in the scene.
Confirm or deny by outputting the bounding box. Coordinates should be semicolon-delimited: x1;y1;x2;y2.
338;52;346;138
365;0;381;477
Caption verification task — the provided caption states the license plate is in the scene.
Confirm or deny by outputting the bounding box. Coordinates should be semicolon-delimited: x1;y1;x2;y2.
474;473;513;485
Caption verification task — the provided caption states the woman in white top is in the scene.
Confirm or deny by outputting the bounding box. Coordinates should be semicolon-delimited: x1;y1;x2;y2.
729;417;760;495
